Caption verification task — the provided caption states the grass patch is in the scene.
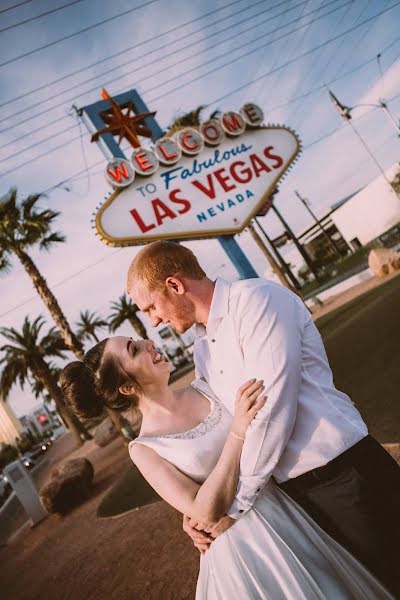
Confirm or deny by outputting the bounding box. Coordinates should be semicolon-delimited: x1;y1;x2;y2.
97;463;161;518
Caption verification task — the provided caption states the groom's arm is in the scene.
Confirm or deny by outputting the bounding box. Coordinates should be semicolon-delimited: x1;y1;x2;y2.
227;284;304;519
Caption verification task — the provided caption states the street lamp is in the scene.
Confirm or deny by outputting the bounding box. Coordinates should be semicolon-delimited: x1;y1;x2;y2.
327;87;400;202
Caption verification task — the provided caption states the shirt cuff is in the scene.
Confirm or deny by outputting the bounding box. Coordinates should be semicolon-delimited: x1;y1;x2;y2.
227;483;265;519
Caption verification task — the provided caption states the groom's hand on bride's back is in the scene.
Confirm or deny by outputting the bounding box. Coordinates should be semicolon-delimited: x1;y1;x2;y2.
183;514;235;553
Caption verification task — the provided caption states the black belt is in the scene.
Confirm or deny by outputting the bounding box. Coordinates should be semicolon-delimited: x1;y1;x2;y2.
276;435;371;496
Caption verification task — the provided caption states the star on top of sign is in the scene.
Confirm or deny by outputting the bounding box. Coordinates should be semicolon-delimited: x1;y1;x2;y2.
91;88;157;148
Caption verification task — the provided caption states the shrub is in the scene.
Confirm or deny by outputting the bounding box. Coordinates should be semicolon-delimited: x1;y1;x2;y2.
0;443;19;470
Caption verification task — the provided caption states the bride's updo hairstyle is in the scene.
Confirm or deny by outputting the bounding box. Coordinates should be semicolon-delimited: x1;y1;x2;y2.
60;338;141;419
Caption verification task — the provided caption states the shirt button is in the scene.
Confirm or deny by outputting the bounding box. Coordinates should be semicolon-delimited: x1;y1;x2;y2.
211;339;215;343
220;370;223;374
256;488;260;492
239;509;244;513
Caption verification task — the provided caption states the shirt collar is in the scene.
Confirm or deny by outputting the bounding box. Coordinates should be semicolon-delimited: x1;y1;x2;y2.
194;277;231;340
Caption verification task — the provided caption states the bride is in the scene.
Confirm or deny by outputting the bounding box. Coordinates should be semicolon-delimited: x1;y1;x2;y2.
61;337;392;599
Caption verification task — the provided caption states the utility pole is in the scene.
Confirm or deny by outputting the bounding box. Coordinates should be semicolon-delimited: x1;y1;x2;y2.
270;204;323;283
254;217;302;290
327;87;400;203
379;100;400;136
294;190;343;258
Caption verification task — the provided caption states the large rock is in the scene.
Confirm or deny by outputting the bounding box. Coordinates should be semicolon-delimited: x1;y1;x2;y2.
383;443;400;465
40;458;94;515
94;417;119;447
368;248;400;277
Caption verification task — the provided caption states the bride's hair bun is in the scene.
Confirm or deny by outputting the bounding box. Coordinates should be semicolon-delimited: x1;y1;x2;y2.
60;361;105;419
60;338;140;421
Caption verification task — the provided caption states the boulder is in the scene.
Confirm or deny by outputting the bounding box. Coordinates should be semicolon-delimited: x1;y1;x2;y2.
383;443;400;465
368;248;400;277
94;417;119;447
40;458;94;515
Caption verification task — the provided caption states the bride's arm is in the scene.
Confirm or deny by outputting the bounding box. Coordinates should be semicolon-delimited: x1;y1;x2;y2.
130;380;265;524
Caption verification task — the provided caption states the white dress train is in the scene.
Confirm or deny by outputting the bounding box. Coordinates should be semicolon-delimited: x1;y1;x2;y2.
129;379;393;600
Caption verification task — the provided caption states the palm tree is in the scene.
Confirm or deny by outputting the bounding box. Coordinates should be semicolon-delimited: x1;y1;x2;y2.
0;189;126;442
0;188;83;358
0;316;91;445
167;105;221;134
76;310;108;344
109;294;148;339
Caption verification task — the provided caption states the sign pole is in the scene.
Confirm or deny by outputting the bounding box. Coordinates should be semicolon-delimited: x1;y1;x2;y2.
218;235;258;279
254;217;302;290
247;223;292;289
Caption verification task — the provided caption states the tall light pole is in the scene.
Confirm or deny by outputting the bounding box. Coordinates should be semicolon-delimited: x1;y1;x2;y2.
376;52;400;136
327;88;400;203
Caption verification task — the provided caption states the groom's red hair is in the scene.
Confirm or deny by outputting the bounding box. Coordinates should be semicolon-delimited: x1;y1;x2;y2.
127;241;206;293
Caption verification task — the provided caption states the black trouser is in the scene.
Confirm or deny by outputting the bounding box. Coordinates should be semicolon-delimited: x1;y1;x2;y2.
276;435;400;598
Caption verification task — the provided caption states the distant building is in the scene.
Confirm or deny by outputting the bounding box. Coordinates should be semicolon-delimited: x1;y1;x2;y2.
297;163;400;267
330;163;400;250
0;398;23;445
20;404;62;438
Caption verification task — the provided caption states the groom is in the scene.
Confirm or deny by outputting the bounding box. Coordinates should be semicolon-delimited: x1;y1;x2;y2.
127;240;400;596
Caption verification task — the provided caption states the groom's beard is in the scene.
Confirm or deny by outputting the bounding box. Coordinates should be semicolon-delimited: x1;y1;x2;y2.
167;297;195;334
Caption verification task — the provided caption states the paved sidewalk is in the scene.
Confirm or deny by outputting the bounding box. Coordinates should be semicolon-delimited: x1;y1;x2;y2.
310;270;400;320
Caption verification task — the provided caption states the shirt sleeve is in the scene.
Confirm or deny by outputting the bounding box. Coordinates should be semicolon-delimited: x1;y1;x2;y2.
194;339;205;380
227;284;305;519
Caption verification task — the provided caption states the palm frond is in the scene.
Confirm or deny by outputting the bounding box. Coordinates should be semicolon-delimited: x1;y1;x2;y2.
0;356;29;398
0;250;12;275
21;194;42;220
39;231;66;251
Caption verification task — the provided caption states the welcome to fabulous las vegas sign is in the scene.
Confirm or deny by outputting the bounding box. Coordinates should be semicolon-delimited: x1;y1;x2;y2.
94;103;301;246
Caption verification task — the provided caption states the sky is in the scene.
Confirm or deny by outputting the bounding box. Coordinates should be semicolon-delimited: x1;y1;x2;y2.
0;0;399;416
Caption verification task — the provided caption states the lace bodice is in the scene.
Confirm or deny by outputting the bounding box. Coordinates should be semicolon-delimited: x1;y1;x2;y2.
129;379;232;483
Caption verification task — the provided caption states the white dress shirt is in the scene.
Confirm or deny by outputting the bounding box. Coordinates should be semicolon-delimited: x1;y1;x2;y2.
194;277;368;519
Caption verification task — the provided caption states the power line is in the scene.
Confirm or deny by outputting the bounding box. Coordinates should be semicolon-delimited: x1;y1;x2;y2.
40;92;400;199
0;1;352;174
4;32;398;160
2;5;399;177
0;0;318;129
0;0;86;34
0;0;351;143
0;248;123;320
205;1;400;108
290;0;356;126
1;1;395;175
268;40;400;113
0;0;160;68
0;0;32;15
0;0;247;109
254;0;313;103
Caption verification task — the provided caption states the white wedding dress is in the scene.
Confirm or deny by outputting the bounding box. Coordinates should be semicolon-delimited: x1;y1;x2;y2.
130;379;392;599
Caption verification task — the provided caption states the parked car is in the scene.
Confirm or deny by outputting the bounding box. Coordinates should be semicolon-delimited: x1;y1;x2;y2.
20;454;36;470
0;473;11;497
